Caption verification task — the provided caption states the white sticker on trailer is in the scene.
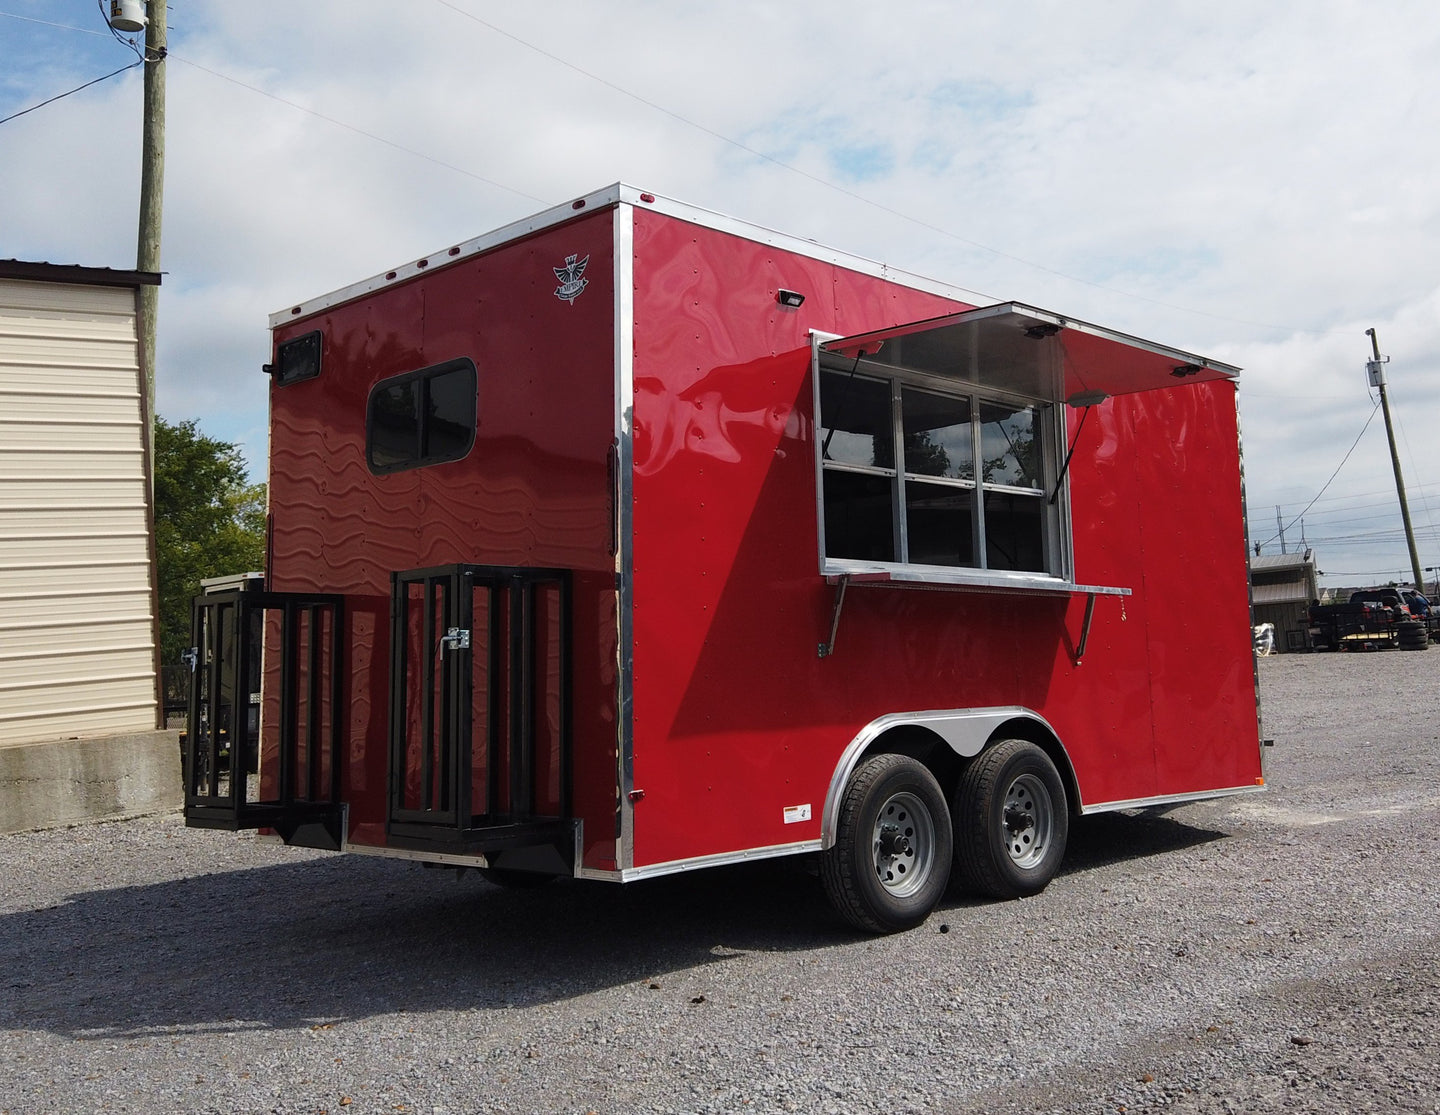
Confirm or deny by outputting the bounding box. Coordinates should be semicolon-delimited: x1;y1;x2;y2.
783;804;812;824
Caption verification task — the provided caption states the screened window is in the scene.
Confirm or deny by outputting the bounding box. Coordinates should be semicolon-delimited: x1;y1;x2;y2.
817;366;1054;574
366;358;478;474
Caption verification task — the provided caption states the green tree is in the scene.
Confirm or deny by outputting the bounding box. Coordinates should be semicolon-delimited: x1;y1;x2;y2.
153;417;266;670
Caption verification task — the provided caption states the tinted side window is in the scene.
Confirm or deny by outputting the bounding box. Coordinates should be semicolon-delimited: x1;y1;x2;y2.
273;331;323;386
366;359;477;474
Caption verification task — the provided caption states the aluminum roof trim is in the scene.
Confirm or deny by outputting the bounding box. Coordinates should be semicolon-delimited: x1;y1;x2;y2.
821;302;1240;403
269;185;625;327
269;184;996;328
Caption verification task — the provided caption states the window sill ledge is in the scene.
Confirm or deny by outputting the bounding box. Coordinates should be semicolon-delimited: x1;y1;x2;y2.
822;566;1131;597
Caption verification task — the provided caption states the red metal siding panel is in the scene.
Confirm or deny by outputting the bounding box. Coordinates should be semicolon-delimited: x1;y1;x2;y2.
628;211;1259;870
267;211;621;870
629;212;974;867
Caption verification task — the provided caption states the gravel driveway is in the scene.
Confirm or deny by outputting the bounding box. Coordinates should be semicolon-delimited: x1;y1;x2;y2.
3;652;1438;1114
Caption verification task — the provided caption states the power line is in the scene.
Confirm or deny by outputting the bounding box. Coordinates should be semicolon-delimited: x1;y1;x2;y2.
1257;402;1381;548
1250;480;1440;515
0;59;142;127
0;3;1377;338
430;0;1349;338
0;10;111;36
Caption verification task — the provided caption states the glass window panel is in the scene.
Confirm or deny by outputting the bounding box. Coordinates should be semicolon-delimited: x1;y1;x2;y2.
369;379;419;470
424;365;477;460
905;479;976;567
823;469;895;562
984;491;1047;571
368;360;478;474
901;387;972;480
979;402;1042;489
819;370;895;470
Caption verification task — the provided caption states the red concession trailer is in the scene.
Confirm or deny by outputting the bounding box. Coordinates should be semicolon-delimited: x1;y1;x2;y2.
184;185;1265;932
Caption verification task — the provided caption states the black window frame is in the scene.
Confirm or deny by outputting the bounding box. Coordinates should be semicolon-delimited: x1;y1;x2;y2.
365;358;479;476
272;330;323;387
815;357;1062;578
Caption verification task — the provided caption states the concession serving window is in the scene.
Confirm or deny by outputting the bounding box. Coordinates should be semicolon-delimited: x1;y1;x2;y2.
810;301;1240;614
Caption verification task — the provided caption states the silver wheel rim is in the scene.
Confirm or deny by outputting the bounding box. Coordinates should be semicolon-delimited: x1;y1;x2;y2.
871;791;935;898
1001;773;1053;870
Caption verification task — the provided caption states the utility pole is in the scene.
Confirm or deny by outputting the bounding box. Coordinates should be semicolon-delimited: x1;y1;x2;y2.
1365;328;1425;591
137;1;166;454
1275;505;1287;555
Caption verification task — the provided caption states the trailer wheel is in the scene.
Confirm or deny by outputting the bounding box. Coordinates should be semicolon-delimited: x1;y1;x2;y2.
820;753;953;933
952;739;1068;900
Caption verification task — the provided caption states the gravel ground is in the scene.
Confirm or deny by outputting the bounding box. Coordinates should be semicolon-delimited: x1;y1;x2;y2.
3;651;1439;1115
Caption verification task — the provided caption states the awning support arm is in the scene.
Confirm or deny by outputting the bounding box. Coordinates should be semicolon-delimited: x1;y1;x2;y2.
1049;404;1093;506
1072;591;1098;665
818;575;850;659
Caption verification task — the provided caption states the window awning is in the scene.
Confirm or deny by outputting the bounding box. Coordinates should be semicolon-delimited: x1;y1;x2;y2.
820;302;1240;404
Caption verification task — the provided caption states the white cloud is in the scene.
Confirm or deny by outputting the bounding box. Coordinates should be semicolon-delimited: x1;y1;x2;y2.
4;0;1440;579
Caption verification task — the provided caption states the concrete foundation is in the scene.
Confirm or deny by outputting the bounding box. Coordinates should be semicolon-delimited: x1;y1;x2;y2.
0;729;181;834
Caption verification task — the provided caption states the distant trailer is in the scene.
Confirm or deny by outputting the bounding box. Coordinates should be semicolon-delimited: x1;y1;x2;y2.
183;185;1265;932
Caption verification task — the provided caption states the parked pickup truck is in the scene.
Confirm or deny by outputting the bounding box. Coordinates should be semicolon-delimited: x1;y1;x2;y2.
1308;589;1430;650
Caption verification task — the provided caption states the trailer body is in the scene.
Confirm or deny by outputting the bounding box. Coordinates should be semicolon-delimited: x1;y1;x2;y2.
184;185;1264;929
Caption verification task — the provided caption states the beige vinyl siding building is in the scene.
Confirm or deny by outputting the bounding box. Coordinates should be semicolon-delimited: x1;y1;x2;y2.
0;262;175;826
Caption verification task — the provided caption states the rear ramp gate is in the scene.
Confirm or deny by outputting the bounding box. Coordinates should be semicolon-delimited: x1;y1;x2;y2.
184;586;346;849
387;564;574;874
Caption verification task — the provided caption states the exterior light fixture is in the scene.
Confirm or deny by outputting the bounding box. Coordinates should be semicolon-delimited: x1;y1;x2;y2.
776;289;805;309
1171;363;1203;378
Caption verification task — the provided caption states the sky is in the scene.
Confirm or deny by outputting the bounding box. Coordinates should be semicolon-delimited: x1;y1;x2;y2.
3;0;1439;588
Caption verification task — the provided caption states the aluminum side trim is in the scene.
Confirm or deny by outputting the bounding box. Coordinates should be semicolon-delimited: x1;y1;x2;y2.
621;839;823;882
1236;383;1266;777
614;203;637;874
576;865;625;882
1079;783;1266;815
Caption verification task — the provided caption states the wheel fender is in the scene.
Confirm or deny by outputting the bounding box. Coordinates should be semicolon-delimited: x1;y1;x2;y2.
821;707;1063;849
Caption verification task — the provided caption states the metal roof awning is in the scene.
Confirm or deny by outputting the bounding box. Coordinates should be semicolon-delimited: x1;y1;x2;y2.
820;302;1240;404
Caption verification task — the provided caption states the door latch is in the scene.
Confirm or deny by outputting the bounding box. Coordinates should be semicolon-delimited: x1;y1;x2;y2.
440;627;471;653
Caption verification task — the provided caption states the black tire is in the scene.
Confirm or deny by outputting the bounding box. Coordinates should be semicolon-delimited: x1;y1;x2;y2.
952;739;1069;900
820;753;953;934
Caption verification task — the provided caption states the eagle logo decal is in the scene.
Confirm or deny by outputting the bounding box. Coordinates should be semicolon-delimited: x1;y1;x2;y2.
553;254;590;304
